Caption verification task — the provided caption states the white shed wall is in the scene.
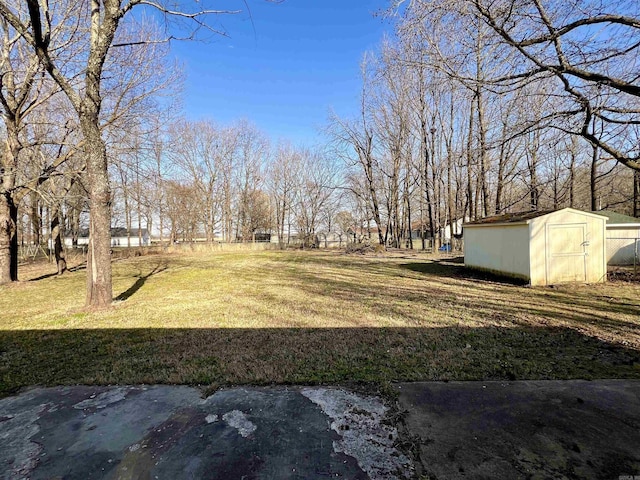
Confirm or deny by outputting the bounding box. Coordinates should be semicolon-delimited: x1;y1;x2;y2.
606;225;640;265
464;224;530;280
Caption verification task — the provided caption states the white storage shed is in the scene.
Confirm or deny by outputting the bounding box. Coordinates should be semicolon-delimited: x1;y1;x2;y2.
463;208;607;286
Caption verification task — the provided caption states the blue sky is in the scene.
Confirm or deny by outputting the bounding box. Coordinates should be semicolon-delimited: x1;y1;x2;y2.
170;1;392;146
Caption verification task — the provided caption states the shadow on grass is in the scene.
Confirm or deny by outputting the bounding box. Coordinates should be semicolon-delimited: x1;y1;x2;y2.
400;259;528;286
115;262;168;301
262;254;639;345
1;325;639;397
29;263;86;282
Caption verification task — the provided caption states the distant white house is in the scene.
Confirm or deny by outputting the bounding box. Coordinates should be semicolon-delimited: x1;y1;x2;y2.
58;228;150;248
410;216;468;243
109;228;150;247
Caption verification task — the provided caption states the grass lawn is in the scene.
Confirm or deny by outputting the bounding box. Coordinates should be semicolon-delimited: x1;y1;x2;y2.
1;249;639;397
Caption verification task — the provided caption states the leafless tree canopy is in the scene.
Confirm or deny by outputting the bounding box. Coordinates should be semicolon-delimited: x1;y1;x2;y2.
398;0;640;170
1;0;639;294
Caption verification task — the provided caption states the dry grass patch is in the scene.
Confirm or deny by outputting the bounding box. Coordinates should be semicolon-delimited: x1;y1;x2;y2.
1;250;639;396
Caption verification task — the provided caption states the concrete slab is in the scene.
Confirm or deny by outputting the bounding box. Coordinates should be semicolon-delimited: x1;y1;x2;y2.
397;380;640;480
0;386;412;480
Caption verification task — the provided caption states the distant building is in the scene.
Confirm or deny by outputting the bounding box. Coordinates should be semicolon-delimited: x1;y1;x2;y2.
60;228;150;248
594;210;640;266
410;217;468;242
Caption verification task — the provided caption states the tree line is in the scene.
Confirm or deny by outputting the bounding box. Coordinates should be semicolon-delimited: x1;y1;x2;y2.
329;0;640;249
1;0;639;308
108;118;341;248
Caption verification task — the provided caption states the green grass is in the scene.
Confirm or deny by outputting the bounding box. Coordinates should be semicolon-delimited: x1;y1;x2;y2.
1;249;639;396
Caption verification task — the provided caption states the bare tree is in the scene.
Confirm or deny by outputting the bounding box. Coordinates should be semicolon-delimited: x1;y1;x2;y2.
0;11;65;283
462;0;640;170
294;148;338;248
0;0;253;307
329;57;385;245
269;142;301;248
167;119;223;242
235;121;269;242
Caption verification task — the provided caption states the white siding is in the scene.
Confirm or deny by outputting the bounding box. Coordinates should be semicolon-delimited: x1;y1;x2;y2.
111;236;149;247
464;224;530;280
606;226;640;265
464;208;607;286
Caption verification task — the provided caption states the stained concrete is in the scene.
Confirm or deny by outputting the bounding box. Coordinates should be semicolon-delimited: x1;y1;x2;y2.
0;386;411;480
4;380;640;479
397;380;640;480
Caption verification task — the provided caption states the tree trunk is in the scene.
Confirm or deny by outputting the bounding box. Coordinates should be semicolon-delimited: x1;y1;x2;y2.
81;114;113;308
447;152;454;244
634;170;640;218
0;137;18;282
569;143;576;208
591;144;599;211
0;119;20;283
476;89;490;217
430;129;440;247
404;162;413;249
530;153;539;211
30;192;41;246
71;205;80;247
360;134;384;246
51;206;67;275
0;193;17;284
466;97;476;220
424;141;435;243
495;134;506;214
420;160;426;250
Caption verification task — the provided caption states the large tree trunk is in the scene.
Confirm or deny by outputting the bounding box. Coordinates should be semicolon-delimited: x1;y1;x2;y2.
495;125;507;214
1;118;20;283
365;160;384;246
81;115;113;308
0;193;17;284
278;200;286;249
10;200;17;281
0;148;18;282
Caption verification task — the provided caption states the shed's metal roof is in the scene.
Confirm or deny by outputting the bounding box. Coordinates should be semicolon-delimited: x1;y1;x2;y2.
593;210;640;225
464;210;556;226
465;208;614;227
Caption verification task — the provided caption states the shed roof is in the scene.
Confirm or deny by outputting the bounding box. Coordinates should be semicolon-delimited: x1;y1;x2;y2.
464;210;555;226
593;210;640;225
464;207;608;227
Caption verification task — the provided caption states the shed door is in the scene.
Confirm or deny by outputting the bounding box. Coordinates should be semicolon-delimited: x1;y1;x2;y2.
547;224;587;284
